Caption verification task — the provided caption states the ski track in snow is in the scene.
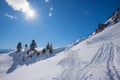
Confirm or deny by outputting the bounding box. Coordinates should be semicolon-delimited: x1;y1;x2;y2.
55;42;120;80
83;42;120;80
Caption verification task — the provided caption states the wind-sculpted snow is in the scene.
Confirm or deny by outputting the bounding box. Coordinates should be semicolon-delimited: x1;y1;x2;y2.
7;47;65;73
55;50;87;80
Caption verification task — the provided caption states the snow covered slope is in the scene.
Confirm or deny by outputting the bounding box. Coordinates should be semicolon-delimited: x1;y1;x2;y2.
55;22;120;80
1;16;120;80
0;47;66;80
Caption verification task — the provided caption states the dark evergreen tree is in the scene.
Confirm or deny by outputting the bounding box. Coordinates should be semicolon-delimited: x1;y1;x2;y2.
98;23;101;27
98;25;102;29
42;48;46;53
25;44;27;50
30;40;37;50
46;42;50;49
17;42;22;52
112;12;115;16
27;50;29;55
49;44;53;53
95;28;98;34
117;8;120;11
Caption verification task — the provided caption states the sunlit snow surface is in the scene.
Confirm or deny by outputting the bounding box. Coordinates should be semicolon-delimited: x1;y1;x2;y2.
1;22;120;80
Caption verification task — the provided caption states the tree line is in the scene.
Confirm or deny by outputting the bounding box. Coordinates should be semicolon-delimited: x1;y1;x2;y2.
89;8;120;36
16;39;53;54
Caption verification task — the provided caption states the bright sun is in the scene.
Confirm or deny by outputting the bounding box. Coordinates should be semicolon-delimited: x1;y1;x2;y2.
25;9;36;20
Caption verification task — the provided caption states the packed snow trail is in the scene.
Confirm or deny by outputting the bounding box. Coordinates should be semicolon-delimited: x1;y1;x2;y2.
79;42;120;80
55;50;84;80
55;42;120;80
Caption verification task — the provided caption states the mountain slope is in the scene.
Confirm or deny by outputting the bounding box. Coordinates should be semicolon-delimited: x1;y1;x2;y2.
0;49;13;54
55;22;120;80
1;10;120;80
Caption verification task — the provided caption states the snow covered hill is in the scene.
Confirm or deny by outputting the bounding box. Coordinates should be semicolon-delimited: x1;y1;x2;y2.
0;49;13;54
54;23;120;80
1;10;120;80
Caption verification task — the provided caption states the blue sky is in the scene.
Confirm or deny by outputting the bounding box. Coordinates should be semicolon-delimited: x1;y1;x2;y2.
0;0;120;49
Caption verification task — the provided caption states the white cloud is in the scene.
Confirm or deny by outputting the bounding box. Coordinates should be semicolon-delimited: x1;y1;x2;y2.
5;0;32;13
48;6;53;17
5;0;36;19
48;12;52;16
45;0;49;3
5;13;17;19
50;6;53;11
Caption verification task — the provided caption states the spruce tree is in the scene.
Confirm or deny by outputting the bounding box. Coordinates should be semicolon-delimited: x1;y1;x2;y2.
30;40;37;50
98;23;101;27
25;44;27;50
95;28;97;34
17;42;22;52
42;48;46;53
117;8;120;11
46;42;50;49
49;43;53;53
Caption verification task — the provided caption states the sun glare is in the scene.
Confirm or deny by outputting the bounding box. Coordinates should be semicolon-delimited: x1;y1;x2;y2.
25;9;36;20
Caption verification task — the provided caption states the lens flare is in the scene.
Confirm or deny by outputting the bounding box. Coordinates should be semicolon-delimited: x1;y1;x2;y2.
25;9;36;20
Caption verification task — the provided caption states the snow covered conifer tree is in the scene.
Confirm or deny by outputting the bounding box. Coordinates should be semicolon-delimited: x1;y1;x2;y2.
49;43;53;53
17;42;22;52
25;44;27;50
46;42;50;50
30;40;37;50
42;48;46;53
